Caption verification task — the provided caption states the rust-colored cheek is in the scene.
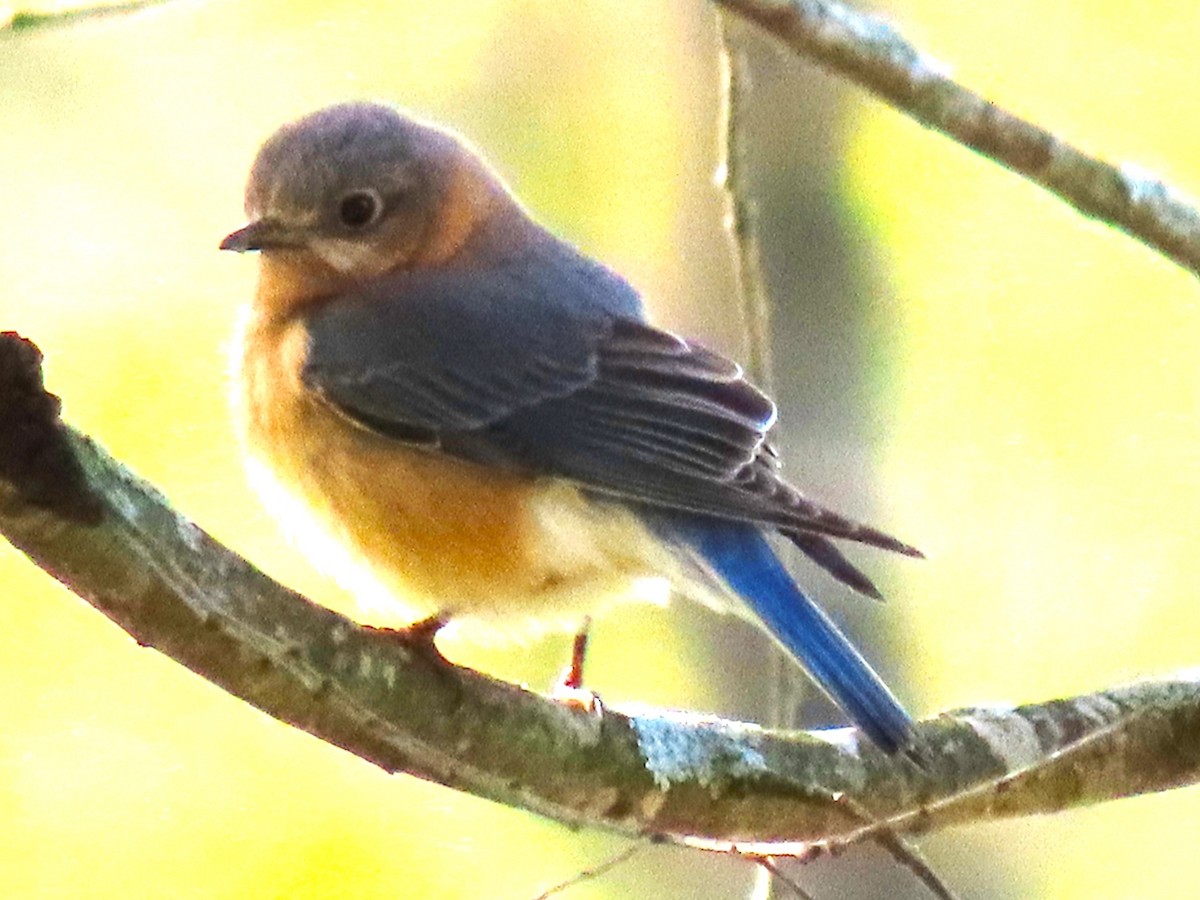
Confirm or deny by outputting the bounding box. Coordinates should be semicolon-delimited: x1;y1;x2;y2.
409;156;497;268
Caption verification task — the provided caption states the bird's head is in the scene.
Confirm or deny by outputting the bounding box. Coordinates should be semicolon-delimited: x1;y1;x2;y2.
221;101;511;282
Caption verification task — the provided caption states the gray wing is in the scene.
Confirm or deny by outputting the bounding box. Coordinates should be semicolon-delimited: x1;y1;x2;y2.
301;253;920;564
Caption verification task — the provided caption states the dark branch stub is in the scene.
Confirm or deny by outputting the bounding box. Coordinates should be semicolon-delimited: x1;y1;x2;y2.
0;333;103;524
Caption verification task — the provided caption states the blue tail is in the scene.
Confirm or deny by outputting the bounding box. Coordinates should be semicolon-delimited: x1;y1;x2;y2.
666;516;913;753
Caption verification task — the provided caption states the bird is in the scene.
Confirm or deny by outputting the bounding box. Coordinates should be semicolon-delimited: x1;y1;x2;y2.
222;101;922;754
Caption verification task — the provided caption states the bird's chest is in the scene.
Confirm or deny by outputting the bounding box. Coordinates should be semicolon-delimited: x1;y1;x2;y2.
236;314;563;614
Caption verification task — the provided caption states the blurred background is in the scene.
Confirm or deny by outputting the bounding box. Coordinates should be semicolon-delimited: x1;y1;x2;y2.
3;1;1200;897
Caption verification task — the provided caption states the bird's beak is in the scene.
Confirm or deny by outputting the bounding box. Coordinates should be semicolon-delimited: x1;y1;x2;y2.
219;219;305;253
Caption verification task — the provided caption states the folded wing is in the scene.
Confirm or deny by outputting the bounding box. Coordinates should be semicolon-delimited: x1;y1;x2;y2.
302;250;920;595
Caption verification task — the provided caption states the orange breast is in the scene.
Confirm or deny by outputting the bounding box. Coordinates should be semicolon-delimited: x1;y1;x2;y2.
237;312;549;618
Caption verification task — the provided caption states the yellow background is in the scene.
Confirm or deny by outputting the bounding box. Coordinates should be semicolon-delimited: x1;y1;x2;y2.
2;1;1199;897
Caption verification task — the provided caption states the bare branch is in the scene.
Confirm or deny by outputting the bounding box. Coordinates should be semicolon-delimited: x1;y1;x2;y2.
868;828;958;900
713;0;1200;278
750;857;817;900
2;331;1199;850
717;18;776;393
1;0;167;34
718;18;958;898
530;842;645;900
823;704;1149;850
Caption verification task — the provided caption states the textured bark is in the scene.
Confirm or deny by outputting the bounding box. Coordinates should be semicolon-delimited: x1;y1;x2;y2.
714;0;1200;278
2;332;1198;853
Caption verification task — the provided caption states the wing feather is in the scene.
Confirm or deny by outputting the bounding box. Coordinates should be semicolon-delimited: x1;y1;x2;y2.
301;252;920;564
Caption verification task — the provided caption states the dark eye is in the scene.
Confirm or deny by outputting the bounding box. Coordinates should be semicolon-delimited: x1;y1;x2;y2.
338;190;381;228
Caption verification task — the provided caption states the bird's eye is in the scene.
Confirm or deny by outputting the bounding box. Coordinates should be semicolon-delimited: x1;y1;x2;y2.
338;190;382;228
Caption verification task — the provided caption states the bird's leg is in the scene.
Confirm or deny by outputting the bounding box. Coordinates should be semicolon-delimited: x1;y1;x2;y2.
561;617;591;691
550;616;602;714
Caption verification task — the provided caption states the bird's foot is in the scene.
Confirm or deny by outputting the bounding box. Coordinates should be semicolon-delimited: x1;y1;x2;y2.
549;617;602;715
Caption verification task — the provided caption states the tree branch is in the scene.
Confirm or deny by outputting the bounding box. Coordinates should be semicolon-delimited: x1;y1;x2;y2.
2;331;1199;851
1;0;167;34
716;20;959;899
713;0;1200;279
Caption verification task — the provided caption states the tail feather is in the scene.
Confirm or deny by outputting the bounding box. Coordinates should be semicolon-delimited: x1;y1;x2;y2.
669;518;913;753
787;531;884;601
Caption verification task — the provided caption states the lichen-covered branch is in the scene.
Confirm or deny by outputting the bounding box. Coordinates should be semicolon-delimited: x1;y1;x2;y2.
1;331;1199;850
713;0;1200;279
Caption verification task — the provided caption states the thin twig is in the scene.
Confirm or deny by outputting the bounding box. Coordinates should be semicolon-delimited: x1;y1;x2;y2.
714;0;1200;279
718;24;816;900
751;857;817;900
530;842;645;900
830;794;958;900
826;707;1145;850
871;831;957;900
717;17;776;394
2;0;168;34
718;23;955;899
719;0;799;738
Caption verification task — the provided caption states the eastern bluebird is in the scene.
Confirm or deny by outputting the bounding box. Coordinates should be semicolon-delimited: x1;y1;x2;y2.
222;102;921;753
